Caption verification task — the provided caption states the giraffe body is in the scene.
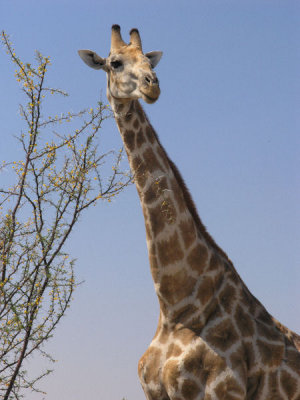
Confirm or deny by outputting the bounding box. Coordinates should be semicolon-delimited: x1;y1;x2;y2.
78;25;300;400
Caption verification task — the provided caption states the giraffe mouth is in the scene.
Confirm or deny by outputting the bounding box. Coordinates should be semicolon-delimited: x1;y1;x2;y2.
140;90;159;104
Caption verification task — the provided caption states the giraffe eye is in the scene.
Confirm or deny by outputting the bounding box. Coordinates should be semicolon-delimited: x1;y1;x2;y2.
110;60;122;69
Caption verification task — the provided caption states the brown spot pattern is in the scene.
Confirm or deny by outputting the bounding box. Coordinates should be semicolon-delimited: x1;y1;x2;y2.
256;340;284;367
143;147;164;172
256;320;282;342
230;346;247;383
138;346;161;384
136;128;146;148
181;379;199;399
219;283;236;314
131;156;147;187
160;197;176;224
183;344;226;386
166;343;182;359
156;231;184;266
208;251;220;271
197;277;215;306
280;370;297;398
144;183;158;204
268;371;282;400
285;347;300;375
246;372;265;399
123;129;135;151
135;101;145;123
170;178;186;212
145;125;155;143
162;359;180;392
235;305;255;336
148;204;166;235
171;304;198;324
206;318;239;352
243;341;256;371
203;298;222;325
179;218;197;249
133;118;139;130
160;269;196;305
187;242;209;273
215;376;244;399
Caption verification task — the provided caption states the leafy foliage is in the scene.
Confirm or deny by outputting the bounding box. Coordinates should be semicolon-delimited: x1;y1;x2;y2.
0;32;131;399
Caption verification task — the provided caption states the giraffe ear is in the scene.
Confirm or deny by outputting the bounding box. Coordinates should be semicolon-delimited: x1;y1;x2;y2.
145;51;163;68
78;50;106;70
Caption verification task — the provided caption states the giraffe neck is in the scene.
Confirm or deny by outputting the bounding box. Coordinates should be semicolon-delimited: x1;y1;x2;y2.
110;96;231;325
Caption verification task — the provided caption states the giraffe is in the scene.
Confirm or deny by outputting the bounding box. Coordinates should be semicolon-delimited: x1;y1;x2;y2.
78;25;300;400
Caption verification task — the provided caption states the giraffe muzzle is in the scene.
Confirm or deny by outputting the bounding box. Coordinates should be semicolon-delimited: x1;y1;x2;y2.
141;74;160;103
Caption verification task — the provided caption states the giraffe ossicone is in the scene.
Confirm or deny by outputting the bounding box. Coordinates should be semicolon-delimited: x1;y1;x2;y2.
79;25;300;400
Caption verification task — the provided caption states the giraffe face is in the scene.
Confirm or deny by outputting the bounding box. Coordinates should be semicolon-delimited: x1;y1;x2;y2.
78;25;162;104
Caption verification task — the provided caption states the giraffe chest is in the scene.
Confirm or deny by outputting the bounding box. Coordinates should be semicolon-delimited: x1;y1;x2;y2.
138;327;245;400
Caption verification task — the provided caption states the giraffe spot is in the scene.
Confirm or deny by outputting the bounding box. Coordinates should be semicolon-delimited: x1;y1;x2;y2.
208;251;220;271
256;340;284;367
203;297;222;325
148;204;166;235
160;196;177;224
124;101;135;122
132;156;147;188
138;346;161;385
145;125;155;143
268;371;282;400
189;316;205;334
166;343;183;359
133;118;139;130
206;318;239;352
226;265;239;285
215;376;244;400
256;308;273;325
243;341;256;371
135;101;145;123
144;183;158;204
280;370;298;398
123;129;135;151
219;283;236;314
181;379;199;400
241;287;257;315
187;242;209;273
171;303;198;324
235;305;255;336
246;371;265;399
157;231;184;266
175;327;196;345
256;320;282;342
136;128;146;148
230;346;247;384
143;147;164;172
285;347;300;376
179;218;197;249
156;145;170;170
143;176;169;204
197;277;215;306
170;178;186;212
183;344;226;387
160;269;196;305
162;359;180;392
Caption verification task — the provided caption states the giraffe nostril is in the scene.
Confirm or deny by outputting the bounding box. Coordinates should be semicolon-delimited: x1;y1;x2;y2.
145;75;151;84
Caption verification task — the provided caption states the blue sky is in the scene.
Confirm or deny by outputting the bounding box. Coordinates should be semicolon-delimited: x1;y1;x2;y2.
1;1;299;399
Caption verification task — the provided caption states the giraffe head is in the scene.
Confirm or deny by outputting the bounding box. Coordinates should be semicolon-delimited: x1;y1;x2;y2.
78;25;162;104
